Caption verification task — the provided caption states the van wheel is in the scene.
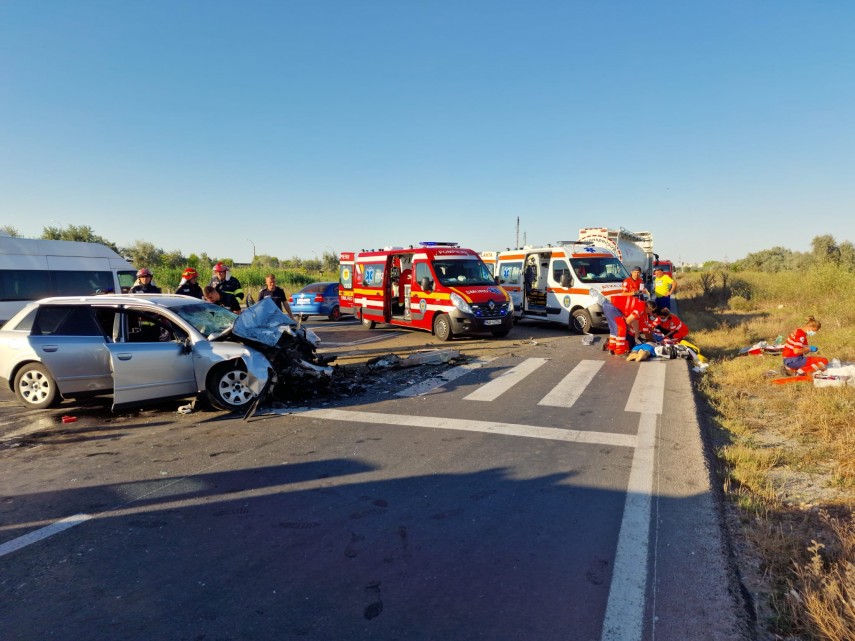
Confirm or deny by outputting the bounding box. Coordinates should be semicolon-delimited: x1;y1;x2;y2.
433;313;452;342
571;309;592;334
328;306;341;321
14;363;60;409
360;311;376;330
206;361;255;412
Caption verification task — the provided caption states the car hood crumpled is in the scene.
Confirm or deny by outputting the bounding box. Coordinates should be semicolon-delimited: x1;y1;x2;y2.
230;297;322;348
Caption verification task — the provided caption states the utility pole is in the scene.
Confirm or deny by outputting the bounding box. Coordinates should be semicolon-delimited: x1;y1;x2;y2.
515;217;520;249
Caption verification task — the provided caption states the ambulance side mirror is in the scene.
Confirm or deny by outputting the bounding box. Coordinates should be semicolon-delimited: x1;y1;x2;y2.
420;277;433;292
560;272;571;288
494;276;502;285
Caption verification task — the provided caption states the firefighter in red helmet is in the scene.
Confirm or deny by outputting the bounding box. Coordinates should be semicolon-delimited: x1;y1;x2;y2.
130;267;162;293
209;262;244;304
175;267;203;299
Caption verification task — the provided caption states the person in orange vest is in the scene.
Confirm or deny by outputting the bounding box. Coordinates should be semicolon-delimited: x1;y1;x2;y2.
782;316;828;376
652;307;689;343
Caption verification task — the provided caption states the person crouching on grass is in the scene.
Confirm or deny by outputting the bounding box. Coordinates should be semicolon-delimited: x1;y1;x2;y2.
782;315;828;376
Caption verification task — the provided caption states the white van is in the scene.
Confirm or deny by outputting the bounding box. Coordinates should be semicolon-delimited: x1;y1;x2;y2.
0;235;137;326
481;242;630;333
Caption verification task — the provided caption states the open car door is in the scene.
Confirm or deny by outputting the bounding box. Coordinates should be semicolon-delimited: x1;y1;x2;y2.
107;308;197;408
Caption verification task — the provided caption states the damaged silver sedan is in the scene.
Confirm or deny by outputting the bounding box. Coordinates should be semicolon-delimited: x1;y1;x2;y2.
0;295;332;412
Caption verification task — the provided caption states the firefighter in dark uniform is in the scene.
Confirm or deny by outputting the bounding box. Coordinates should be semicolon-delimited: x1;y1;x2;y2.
175;267;203;299
203;285;241;314
130;268;162;293
209;262;244;304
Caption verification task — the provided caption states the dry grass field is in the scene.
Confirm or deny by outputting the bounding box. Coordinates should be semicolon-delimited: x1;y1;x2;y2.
678;266;855;640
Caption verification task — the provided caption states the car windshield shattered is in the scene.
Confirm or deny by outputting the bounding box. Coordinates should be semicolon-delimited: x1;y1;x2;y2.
172;302;239;337
434;259;495;287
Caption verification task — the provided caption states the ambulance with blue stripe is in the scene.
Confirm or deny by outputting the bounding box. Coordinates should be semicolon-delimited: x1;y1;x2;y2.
339;242;513;341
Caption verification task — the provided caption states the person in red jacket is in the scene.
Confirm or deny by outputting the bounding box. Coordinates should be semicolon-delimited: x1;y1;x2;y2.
653;307;689;343
782;316;828;376
621;266;647;296
603;293;648;355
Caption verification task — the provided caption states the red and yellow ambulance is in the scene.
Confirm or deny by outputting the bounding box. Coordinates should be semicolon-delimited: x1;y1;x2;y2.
339;242;513;341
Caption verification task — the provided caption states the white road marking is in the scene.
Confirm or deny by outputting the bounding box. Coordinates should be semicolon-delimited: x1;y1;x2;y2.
293;408;637;448
0;514;92;558
600;362;664;641
319;331;404;347
463;357;550;401
537;359;604;407
625;359;666;415
395;358;494;397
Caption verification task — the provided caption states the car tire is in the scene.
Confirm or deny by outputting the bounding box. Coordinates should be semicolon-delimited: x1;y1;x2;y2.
571;309;593;334
14;362;60;409
328;306;341;322
433;313;453;342
205;361;255;412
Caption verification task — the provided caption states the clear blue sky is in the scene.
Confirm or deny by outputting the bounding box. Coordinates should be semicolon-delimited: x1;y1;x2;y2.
2;1;853;266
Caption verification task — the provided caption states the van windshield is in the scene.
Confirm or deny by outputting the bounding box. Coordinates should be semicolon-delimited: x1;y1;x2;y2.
570;257;628;283
433;259;495;287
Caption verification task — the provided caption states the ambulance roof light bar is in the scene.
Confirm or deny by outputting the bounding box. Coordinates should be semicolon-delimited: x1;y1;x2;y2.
419;241;459;247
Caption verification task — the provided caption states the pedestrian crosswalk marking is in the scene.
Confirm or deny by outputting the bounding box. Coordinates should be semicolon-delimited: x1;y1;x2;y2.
395;358;494;397
537;359;605;408
295;408;637;448
463;357;550;401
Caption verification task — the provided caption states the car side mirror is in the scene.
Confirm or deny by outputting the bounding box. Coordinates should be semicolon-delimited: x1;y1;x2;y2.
181;338;193;354
560;273;571;287
420;277;433;292
494;276;501;285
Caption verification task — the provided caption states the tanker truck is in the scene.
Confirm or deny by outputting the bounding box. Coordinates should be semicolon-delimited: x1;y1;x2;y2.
577;227;657;285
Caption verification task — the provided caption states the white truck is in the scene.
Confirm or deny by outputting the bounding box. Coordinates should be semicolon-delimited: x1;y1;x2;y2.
577;228;656;284
0;234;137;325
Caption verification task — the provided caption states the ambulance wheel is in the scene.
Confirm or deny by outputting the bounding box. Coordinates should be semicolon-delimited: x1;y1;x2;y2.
571;309;592;334
433;313;452;342
361;311;376;330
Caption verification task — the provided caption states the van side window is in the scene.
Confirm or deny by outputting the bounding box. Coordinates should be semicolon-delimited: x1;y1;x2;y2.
33;306;103;337
0;270;52;301
498;261;523;285
53;271;115;296
552;260;571;283
414;263;432;288
361;262;385;287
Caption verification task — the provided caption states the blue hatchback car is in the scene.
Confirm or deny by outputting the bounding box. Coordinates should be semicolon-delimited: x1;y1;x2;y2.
289;282;342;321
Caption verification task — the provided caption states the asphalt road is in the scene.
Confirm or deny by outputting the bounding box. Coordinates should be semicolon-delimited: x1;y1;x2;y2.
0;319;752;641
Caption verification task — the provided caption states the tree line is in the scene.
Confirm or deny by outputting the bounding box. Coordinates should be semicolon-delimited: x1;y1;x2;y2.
0;224;339;274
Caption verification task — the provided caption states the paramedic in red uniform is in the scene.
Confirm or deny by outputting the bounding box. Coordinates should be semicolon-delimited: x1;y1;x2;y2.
653;307;690;343
782;316;828;376
602;293;648;355
621;266;647;296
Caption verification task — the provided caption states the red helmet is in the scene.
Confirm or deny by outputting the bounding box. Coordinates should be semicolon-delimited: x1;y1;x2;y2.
182;267;198;280
213;262;228;273
136;268;152;277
